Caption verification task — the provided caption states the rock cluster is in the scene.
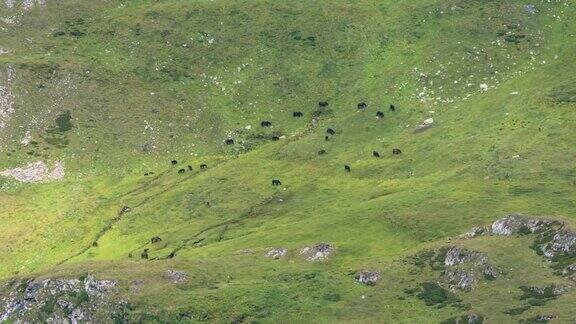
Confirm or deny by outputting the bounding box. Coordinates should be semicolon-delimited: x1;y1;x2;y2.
539;230;576;258
265;247;288;259
460;214;576;280
355;270;381;286
0;275;125;322
299;243;334;261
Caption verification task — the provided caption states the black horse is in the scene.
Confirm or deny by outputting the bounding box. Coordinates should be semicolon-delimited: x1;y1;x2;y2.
373;151;381;158
171;160;178;166
344;165;351;172
392;148;402;155
261;121;272;127
225;138;234;145
390;104;396;111
272;179;282;186
319;101;329;108
200;164;208;170
358;102;367;110
376;111;384;118
293;111;304;117
326;128;336;135
178;169;185;174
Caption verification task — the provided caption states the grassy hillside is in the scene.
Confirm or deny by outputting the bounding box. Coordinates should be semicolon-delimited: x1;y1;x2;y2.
1;0;576;322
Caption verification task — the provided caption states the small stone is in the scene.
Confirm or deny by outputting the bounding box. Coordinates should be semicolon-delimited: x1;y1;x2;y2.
524;4;536;14
355;270;381;286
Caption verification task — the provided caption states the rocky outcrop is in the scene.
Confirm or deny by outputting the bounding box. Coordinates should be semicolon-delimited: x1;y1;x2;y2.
299;243;334;261
0;275;126;322
459;214;559;239
490;214;555;236
265;247;287;259
355;270;381;286
443;246;498;291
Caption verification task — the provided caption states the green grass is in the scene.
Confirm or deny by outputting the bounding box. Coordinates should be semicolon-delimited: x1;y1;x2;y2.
1;0;576;322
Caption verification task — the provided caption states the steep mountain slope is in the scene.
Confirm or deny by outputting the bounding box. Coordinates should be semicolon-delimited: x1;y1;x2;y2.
0;0;575;322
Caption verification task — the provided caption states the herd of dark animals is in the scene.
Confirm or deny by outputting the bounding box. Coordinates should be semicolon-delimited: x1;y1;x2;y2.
137;101;402;259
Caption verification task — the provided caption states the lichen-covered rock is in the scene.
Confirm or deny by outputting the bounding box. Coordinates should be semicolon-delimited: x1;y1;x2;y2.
299;243;334;261
355;270;381;286
445;268;476;291
521;284;569;300
540;230;576;258
561;263;576;276
444;246;488;266
166;270;187;283
490;214;554;236
84;274;118;297
443;246;498;291
265;247;288;259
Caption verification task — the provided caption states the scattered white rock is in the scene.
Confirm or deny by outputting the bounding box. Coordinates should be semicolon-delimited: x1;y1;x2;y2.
0;65;15;129
479;84;489;92
165;270;187;283
265;247;287;259
299;243;334;261
423;118;434;125
0;160;64;183
20;130;31;145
